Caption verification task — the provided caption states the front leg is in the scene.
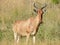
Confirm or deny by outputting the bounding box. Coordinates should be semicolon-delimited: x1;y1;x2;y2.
26;34;30;45
33;36;35;45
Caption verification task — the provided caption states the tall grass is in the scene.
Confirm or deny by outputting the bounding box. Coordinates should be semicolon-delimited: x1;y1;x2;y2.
0;0;60;45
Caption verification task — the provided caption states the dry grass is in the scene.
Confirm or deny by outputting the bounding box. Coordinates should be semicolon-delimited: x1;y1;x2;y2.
0;0;60;45
0;39;60;45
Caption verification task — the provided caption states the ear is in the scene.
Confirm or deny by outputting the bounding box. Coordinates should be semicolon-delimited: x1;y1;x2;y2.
33;9;38;13
41;3;47;14
43;8;46;13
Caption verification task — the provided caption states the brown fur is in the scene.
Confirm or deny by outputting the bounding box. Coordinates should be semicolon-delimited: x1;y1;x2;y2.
12;9;43;45
13;9;43;36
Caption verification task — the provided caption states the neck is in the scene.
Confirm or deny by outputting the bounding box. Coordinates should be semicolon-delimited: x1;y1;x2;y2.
36;10;43;23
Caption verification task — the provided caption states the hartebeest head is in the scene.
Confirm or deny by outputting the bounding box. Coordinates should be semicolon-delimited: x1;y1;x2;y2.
33;3;47;15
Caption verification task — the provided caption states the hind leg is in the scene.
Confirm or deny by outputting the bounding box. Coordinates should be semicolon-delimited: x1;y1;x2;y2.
14;32;17;42
17;35;20;43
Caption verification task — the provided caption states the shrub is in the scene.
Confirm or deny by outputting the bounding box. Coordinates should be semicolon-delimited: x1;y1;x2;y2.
52;0;59;4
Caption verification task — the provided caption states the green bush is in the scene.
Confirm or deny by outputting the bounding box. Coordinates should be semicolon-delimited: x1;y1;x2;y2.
52;0;59;4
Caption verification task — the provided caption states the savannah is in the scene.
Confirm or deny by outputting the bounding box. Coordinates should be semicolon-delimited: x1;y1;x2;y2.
0;0;60;45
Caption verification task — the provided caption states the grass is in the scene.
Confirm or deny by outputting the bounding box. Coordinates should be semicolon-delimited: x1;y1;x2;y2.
0;39;60;45
52;0;59;4
0;0;60;45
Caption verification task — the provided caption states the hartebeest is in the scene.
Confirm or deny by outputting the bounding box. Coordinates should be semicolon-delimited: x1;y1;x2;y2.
12;3;46;45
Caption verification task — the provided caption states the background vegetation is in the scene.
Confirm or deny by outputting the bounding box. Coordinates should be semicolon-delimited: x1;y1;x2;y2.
0;0;60;45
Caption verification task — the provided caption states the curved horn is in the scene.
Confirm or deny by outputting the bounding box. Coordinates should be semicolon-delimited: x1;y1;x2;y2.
41;3;47;10
33;2;38;13
33;2;38;9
